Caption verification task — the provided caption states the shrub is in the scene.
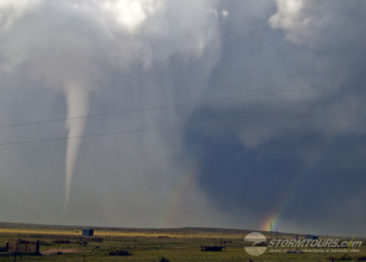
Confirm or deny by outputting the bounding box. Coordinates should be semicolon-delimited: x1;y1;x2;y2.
109;249;132;256
160;257;170;262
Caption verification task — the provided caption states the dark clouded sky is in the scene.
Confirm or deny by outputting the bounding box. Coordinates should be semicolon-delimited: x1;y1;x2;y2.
0;0;365;236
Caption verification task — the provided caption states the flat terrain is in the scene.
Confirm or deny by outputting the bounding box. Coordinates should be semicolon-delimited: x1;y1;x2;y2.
0;222;364;261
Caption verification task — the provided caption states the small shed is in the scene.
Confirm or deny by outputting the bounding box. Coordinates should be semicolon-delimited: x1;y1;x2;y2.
201;239;226;252
305;235;319;240
82;228;94;237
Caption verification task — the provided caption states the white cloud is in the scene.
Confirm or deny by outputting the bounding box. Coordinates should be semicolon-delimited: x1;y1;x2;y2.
0;0;41;28
270;0;304;30
269;0;366;47
68;0;162;33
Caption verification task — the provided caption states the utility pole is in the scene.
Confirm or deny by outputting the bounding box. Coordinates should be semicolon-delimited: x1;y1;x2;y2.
270;222;273;237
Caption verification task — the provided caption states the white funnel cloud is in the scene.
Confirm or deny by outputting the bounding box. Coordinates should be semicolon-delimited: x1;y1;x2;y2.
64;86;89;211
0;0;226;224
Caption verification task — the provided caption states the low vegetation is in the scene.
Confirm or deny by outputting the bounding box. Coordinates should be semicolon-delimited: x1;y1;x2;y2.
0;223;364;261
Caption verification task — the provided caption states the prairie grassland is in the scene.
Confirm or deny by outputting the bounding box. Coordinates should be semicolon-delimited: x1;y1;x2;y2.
0;224;364;262
0;227;248;239
0;224;265;239
0;228;80;236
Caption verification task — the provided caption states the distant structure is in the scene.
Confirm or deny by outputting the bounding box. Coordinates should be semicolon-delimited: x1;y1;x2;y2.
82;228;94;237
305;235;319;240
201;239;226;252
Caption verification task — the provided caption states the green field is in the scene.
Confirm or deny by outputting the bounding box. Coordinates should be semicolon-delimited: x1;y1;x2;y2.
0;223;364;261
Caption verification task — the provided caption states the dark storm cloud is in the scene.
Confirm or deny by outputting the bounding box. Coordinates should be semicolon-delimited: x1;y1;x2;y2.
184;108;366;235
181;0;366;235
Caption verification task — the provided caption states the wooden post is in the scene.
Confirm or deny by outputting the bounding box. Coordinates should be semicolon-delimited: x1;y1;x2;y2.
36;240;40;255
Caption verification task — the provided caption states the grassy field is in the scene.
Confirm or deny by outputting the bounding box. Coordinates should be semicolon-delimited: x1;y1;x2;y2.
0;223;364;261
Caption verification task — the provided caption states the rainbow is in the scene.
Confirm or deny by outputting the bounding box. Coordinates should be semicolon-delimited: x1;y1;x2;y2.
260;136;333;232
159;171;197;227
261;213;281;232
260;183;292;232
